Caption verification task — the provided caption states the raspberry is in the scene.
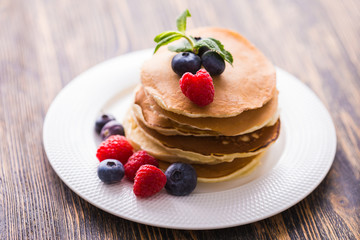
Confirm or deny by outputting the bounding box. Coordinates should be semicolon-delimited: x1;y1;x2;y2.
179;69;214;106
124;150;159;181
96;135;133;164
133;165;166;198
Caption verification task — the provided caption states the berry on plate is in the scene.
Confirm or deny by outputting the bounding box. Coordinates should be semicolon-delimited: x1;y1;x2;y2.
100;120;125;140
96;135;133;164
97;159;125;184
133;165;166;198
180;69;215;106
95;114;116;134
124;150;159;181
171;52;202;76
165;162;197;196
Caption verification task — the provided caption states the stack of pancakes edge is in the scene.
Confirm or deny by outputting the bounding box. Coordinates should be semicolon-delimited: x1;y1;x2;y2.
123;27;280;183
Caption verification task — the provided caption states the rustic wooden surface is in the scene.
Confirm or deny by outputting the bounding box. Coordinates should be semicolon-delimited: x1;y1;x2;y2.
1;0;359;239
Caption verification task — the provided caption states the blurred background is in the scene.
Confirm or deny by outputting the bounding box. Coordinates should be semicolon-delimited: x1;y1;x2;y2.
1;0;359;239
2;0;358;99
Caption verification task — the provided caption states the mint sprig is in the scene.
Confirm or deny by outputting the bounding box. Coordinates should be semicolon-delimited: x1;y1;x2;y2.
153;9;233;65
176;9;191;33
153;32;184;53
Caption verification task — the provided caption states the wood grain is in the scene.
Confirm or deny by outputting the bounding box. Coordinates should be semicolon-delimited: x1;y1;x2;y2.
1;0;359;239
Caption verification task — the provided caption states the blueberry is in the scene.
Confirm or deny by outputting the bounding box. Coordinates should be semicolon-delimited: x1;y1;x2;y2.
97;159;125;184
165;163;197;196
197;46;210;57
95;114;116;134
171;52;202;76
201;51;225;76
100;120;125;140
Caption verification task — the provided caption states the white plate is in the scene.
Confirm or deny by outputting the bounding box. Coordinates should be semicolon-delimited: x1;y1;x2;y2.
43;49;336;230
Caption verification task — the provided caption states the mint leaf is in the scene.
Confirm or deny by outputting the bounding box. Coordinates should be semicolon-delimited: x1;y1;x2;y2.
154;32;184;53
223;51;234;65
168;40;192;52
207;38;233;65
154;31;179;42
176;9;191;33
194;38;233;65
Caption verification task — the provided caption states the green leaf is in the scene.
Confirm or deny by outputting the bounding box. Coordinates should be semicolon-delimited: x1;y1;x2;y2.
154;31;178;42
168;40;193;52
154;32;184;53
209;38;233;64
223;50;234;65
194;37;233;65
176;9;191;33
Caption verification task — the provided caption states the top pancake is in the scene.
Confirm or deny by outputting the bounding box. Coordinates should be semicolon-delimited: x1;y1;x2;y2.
141;27;276;117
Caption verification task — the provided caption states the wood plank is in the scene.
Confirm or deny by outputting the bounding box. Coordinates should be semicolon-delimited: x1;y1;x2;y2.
0;0;359;239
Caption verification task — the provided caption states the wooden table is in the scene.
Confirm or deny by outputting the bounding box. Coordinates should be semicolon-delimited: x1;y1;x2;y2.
1;0;359;239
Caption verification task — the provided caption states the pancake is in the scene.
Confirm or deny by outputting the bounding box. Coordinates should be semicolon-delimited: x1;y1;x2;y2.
132;104;220;136
124;111;275;164
124;113;226;164
124;113;265;182
134;111;281;156
135;86;279;136
141;27;276;118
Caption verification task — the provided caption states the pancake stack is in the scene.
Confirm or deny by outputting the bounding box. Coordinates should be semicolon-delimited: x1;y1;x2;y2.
124;28;280;182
